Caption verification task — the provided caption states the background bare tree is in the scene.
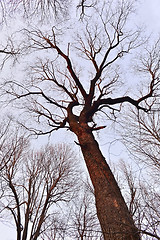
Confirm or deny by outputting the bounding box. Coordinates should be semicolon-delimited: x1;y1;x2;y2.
0;117;27;172
0;0;71;23
116;160;160;240
0;0;160;239
121;110;160;170
67;181;103;240
41;180;103;240
0;139;80;240
116;90;160;239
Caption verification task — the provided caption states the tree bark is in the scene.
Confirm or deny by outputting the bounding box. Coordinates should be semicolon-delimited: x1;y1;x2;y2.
72;122;140;240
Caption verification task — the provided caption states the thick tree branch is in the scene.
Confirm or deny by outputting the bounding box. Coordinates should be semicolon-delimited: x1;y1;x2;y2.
87;96;149;119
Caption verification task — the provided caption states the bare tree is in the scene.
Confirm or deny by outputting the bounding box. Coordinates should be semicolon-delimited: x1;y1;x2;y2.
41;180;103;240
1;0;160;239
69;188;103;239
0;141;79;240
0;0;71;23
121;109;160;171
117;79;160;239
0;117;27;172
117;160;160;240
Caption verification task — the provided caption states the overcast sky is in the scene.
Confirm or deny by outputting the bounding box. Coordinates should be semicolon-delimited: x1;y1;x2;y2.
0;1;160;239
140;0;160;32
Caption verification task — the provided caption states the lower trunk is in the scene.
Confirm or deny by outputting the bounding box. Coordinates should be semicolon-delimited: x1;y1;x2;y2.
76;127;140;240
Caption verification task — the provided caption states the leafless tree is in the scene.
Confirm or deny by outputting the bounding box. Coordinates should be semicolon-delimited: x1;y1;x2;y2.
0;117;27;172
41;180;103;240
121;109;160;171
117;160;160;240
1;0;160;239
0;0;71;23
0;140;79;240
67;180;103;240
117;84;160;239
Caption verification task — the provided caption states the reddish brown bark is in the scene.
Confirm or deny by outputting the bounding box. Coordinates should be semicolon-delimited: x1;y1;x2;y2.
70;120;140;240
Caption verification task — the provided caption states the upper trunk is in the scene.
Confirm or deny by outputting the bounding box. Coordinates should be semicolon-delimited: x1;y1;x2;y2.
71;122;140;240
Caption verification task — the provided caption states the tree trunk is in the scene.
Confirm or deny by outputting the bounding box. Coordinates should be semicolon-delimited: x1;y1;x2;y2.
73;123;140;240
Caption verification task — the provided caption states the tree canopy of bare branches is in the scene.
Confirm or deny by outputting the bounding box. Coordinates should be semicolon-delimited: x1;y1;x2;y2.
0;139;79;240
0;0;72;23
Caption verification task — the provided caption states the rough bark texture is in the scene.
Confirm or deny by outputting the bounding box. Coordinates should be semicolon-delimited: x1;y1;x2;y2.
71;121;140;240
